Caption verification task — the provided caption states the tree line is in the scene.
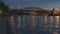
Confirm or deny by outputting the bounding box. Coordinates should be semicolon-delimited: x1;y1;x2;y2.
0;1;9;15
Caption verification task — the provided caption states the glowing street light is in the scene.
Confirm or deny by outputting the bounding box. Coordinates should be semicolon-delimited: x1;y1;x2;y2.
32;12;37;15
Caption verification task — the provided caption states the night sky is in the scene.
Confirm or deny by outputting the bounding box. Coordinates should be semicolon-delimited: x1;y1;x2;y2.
2;0;60;9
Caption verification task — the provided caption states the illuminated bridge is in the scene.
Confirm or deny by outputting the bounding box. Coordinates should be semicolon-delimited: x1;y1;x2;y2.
9;7;51;16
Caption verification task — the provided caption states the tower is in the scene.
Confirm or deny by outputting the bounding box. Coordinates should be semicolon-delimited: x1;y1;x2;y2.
52;8;54;11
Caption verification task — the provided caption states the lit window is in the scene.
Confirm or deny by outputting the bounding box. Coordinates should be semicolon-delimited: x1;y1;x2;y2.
32;12;37;15
54;11;57;14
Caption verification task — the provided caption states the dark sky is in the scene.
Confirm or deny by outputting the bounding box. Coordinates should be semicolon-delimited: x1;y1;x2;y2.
2;0;60;9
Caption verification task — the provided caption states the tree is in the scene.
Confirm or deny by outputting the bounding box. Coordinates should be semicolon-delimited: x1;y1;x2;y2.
0;1;9;15
0;1;14;34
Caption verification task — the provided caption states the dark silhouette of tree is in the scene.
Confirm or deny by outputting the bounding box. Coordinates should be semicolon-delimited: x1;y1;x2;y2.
0;0;13;34
0;0;9;15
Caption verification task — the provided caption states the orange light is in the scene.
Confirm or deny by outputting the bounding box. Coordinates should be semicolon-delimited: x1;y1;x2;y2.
54;11;57;14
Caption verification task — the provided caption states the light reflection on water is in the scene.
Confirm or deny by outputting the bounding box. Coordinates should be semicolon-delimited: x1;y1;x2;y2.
21;15;26;29
18;16;21;27
50;16;53;27
55;16;59;26
9;15;60;34
32;16;35;26
44;16;47;25
9;16;15;28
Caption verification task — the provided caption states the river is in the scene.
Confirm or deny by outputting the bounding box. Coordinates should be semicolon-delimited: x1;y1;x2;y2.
0;15;60;34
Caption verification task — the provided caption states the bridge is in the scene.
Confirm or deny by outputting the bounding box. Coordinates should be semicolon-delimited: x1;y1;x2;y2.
1;7;60;16
9;7;53;16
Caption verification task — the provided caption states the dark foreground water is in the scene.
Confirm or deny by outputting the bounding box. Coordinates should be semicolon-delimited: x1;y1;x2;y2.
1;15;60;34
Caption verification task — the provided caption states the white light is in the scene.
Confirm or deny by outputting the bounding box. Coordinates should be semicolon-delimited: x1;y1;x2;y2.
44;8;48;10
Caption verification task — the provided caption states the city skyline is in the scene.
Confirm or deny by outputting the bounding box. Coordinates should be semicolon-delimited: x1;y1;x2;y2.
2;0;60;9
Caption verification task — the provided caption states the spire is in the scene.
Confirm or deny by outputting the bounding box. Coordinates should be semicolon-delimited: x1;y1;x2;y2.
52;8;54;11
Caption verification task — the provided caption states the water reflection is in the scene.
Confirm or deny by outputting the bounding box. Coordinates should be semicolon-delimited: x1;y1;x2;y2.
0;17;8;34
54;32;58;34
21;15;26;29
48;16;53;32
44;16;48;31
44;16;47;25
10;16;15;28
18;16;21;28
26;15;31;27
9;15;60;34
55;16;59;26
40;16;44;27
50;16;53;27
32;16;35;26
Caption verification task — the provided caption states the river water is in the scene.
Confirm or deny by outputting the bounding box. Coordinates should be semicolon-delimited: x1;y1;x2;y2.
1;15;60;34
